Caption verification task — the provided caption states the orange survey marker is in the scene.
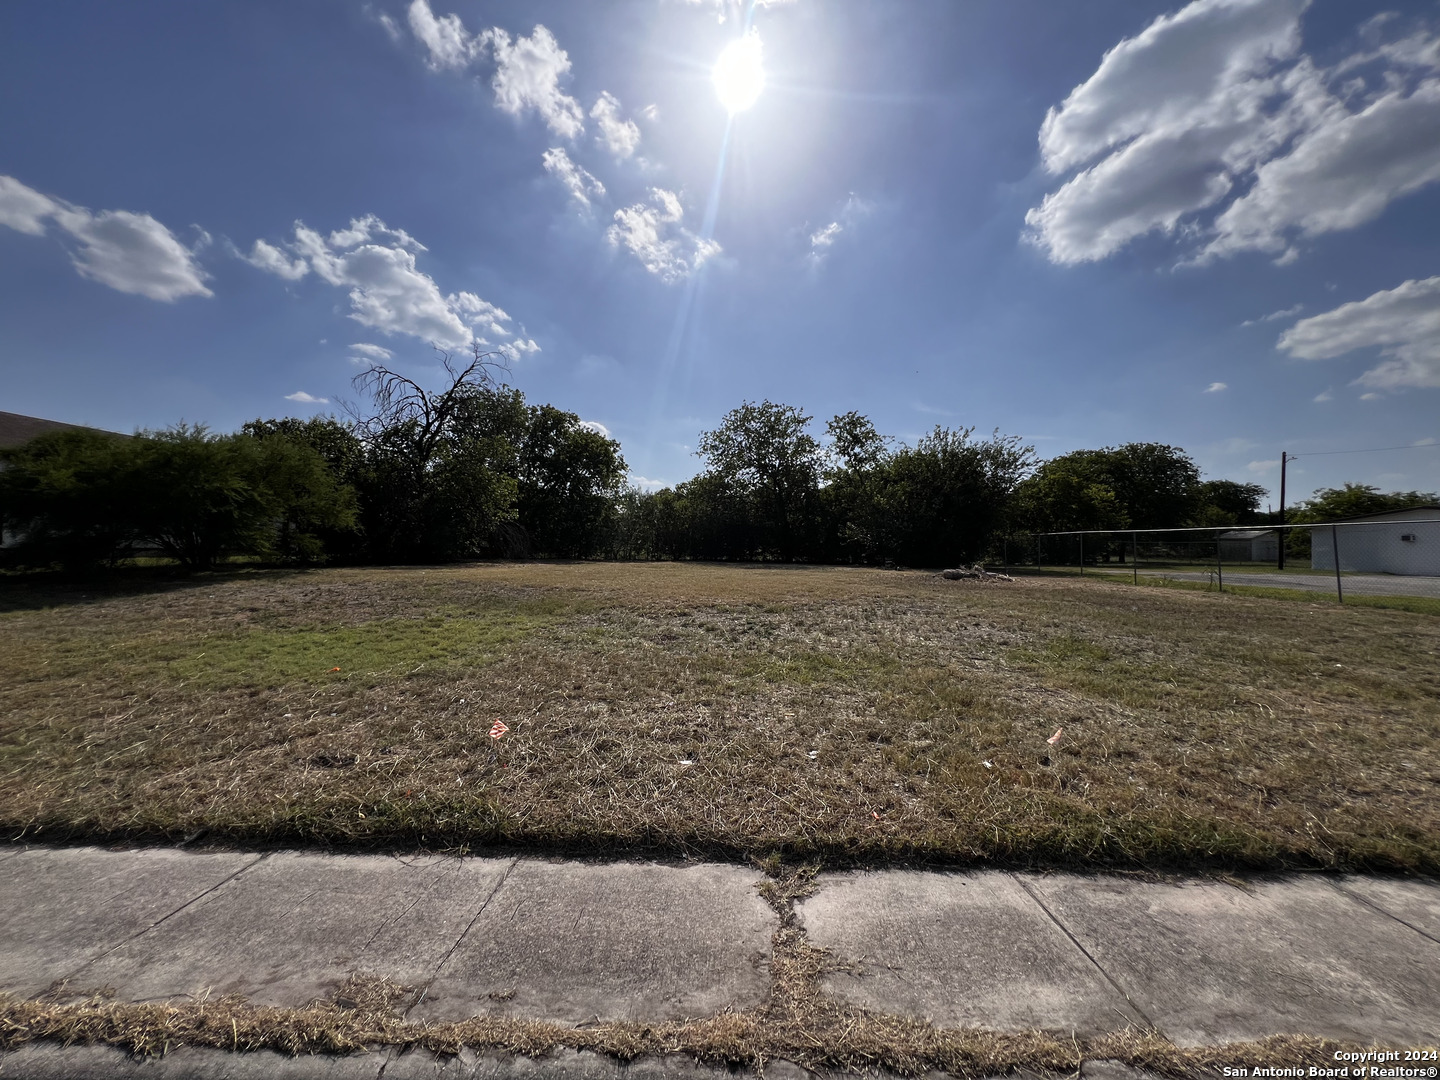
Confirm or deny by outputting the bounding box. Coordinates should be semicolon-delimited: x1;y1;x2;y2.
489;720;510;739
329;667;341;672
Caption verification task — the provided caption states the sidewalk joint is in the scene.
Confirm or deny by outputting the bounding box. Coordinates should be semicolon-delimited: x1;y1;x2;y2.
1327;878;1440;947
1009;873;1160;1035
405;856;518;1016
58;853;270;986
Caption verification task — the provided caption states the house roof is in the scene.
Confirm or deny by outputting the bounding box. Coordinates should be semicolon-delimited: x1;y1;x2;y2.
1330;505;1440;522
0;411;124;449
1217;528;1277;539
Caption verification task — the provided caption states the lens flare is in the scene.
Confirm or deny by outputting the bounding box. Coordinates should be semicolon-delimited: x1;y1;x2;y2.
713;31;765;113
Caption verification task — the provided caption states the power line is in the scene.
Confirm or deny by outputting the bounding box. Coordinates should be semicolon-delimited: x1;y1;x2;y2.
1291;441;1439;459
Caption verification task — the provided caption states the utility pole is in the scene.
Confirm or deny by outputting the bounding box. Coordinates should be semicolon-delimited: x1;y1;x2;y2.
1277;450;1287;571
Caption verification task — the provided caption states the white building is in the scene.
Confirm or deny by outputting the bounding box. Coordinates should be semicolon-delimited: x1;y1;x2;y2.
1310;506;1440;576
1217;528;1279;563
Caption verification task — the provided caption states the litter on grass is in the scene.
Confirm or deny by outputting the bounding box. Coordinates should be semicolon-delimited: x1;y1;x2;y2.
329;667;341;672
488;720;510;739
1047;728;1064;746
981;760;994;769
807;750;819;760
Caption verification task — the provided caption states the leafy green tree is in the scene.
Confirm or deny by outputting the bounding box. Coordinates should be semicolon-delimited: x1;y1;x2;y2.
348;347;519;562
877;427;1035;566
128;426;356;569
1012;454;1128;532
697;400;822;561
0;428;138;570
242;416;366;488
514;406;627;558
1015;443;1200;531
242;417;364;560
819;411;892;563
1291;483;1439;523
1192;479;1268;526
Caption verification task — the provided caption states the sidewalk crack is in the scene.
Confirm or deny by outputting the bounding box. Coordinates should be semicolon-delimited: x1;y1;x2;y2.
1328;878;1440;947
406;857;518;1016
60;853;270;984
1009;873;1160;1034
358;860;462;960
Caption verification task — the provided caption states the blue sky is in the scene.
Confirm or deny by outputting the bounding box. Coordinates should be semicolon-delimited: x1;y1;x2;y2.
3;0;1439;506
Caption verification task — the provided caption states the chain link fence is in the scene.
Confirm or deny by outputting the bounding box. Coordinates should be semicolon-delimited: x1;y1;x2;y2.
999;518;1440;613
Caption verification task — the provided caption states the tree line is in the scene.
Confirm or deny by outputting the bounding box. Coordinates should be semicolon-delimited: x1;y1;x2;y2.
3;355;1434;572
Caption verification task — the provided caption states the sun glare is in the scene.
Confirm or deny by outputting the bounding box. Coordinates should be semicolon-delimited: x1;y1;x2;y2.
713;31;765;113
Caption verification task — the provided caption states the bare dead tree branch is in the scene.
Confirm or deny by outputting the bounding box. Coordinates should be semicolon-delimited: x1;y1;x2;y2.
343;342;510;467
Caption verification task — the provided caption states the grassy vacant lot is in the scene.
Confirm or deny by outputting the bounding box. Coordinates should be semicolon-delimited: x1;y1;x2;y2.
2;562;1437;871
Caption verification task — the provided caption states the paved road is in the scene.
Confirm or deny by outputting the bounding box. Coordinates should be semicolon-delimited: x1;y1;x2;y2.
1092;567;1440;599
1;846;1436;1076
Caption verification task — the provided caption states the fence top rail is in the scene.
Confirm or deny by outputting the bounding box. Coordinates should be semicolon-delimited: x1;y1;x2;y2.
1033;519;1440;538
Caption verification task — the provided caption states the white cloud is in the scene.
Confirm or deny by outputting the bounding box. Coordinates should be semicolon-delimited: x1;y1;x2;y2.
578;420;612;438
1313;388;1334;402
804;195;872;266
349;343;394;362
1204;381;1228;392
1206;79;1440;260
1359;392;1382;400
376;11;403;44
489;25;585;139
1247;458;1279;472
497;337;540;362
400;7;599;145
1036;0;1307;175
628;474;668;492
0;175;212;301
57;210;214;300
1277;276;1440;390
0;174;59;234
244;215;527;352
1026;1;1440;265
607;188;721;282
640;104;660;122
810;222;840;248
1241;302;1304;326
590;92;641;158
542;147;606;208
285;391;330;404
407;0;482;70
446;289;512;336
242;238;309;280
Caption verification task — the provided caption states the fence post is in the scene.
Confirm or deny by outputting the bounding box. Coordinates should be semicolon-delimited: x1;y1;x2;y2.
1002;537;1008;574
1036;536;1042;572
1133;532;1138;585
1216;535;1223;593
1331;524;1343;604
1079;533;1084;576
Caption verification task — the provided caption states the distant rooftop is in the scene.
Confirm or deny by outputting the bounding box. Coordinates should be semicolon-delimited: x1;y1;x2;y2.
0;411;124;449
1330;505;1440;522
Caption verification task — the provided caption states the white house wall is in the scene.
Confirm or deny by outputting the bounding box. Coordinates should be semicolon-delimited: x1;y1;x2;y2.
1311;520;1440;576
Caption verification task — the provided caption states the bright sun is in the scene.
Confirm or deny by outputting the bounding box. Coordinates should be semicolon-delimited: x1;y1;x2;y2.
713;31;765;113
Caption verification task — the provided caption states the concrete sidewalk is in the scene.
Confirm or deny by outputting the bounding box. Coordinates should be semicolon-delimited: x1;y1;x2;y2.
0;845;1437;1077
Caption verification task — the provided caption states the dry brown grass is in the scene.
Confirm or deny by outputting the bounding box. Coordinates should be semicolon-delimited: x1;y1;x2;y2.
2;561;1439;870
2;986;1388;1077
